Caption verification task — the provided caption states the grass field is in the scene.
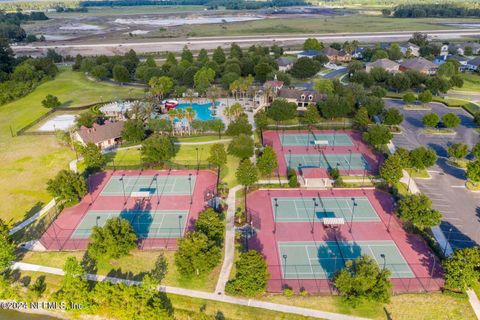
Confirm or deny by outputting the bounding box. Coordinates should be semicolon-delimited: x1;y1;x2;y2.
0;69;145;225
47;5;208;17
457;73;480;93
180;15;462;37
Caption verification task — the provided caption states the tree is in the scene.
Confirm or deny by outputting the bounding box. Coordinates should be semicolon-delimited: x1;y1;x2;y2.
444;247;480;293
403;92;416;105
47;170;86;206
422;113;440;128
301;104;321;128
254;111;269;144
87;217;137;261
41;94;61;108
450;75;464;88
175;231;221;277
370;86;387;98
90;65;109;79
226;115;252;136
148;118;172;134
363;96;385;117
80;142;106;171
290;57;321;79
194;67;215;95
353;107;370;131
212;46;226;64
371;49;389;61
362;125;392;149
149;76;173;100
225;250;269;297
0;219;15;270
426;76;451;95
257;146;278;178
409;147;437;170
467;160;480;184
472;142;480;158
347;60;364;75
208;143;227;187
388;43;403;61
397;193;441;229
209;119;225;139
389;73;411;92
122;119;145;143
319;95;353;119
394;147;411;168
418;90;432;105
112;64;130;83
438;61;458;78
448;143;469;159
380;155;403;185
314;79;334;95
383;108;403;126
381;8;391;16
442;113;460;128
151;253;168;284
181;46;193;63
55;257;91;309
236;159;258;213
228;134;254;159
409;32;429;47
303;38;323;51
334;255;391;306
195;208;225;247
254;62;273;82
267;99;297;124
141;134;175;164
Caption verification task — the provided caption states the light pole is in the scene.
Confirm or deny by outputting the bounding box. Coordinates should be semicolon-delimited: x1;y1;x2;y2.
332;130;336;150
154;174;160;205
349;197;357;233
96;216;100;227
274;198;278;233
443;227;453;256
312;198;318;234
387;210;393;233
188;173;193;204
348;149;352;176
178;215;183;237
283;254;288;279
380;253;387;271
195;147;199;171
120;174;127;205
306;131;310;151
288;149;292;169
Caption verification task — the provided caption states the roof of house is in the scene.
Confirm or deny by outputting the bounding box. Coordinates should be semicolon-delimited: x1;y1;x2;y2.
457;42;480;50
77;121;124;144
276;57;294;66
467;58;480;66
298;50;320;57
278;88;325;102
264;80;284;89
301;168;330;179
400;57;438;71
367;58;399;69
399;42;420;49
321;47;350;57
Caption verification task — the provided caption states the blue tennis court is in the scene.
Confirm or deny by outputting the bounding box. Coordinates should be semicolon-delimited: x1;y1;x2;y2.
285;153;369;171
71;210;189;239
278;240;414;279
280;133;353;147
101;175;195;196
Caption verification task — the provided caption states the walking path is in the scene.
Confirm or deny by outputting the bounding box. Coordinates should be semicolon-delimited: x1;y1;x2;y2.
9;200;56;236
11;262;368;320
215;185;242;295
467;289;480;320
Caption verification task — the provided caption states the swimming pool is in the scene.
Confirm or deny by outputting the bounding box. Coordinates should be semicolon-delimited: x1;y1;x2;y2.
176;102;219;121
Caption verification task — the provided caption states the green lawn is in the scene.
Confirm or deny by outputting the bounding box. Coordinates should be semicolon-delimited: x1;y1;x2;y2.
406;168;431;179
457;73;480;93
179;15;461;37
0;69;145;224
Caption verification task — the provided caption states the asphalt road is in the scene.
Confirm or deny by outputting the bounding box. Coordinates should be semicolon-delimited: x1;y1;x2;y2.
385;98;480;249
12;28;480;56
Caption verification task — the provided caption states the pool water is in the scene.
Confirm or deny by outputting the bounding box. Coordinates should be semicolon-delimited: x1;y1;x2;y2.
176;102;219;121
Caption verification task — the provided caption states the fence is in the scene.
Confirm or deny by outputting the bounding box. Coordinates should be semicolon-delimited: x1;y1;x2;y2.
265;263;444;295
105;160;215;171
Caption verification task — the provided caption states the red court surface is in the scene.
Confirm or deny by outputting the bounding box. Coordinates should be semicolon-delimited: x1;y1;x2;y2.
262;130;383;176
40;169;217;251
246;188;444;294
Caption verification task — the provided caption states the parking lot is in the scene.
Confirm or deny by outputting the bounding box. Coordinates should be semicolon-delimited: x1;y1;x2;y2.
385;98;480;249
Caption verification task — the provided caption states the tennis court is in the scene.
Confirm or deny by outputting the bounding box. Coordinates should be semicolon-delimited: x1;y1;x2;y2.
285;153;369;171
71;209;189;239
101;175;196;196
278;240;414;279
272;196;379;222
280;133;353;147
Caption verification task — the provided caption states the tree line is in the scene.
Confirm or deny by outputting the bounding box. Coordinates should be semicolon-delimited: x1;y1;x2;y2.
0;11;48;42
394;4;480;18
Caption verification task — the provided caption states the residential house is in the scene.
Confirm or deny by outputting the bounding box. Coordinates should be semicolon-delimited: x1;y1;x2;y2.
455;43;480;56
366;58;400;73
73;121;124;150
276;57;294;72
258;79;284;105
277;88;325;109
399;57;438;75
465;58;480;71
399;43;420;57
297;50;321;59
434;54;468;67
321;47;352;63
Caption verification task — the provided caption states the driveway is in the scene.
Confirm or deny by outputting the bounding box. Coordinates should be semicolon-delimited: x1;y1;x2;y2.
385;98;480;249
322;67;347;79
